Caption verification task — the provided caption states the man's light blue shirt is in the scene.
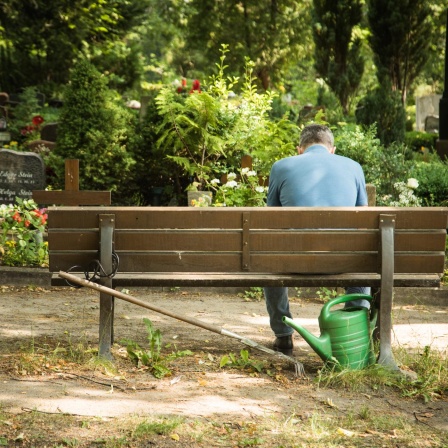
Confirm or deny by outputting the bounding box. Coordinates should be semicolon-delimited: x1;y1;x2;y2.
267;144;368;207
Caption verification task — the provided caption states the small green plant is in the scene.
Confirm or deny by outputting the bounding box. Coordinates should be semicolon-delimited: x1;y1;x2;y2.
239;286;264;302
122;318;192;378
0;197;48;267
316;287;338;302
220;349;264;373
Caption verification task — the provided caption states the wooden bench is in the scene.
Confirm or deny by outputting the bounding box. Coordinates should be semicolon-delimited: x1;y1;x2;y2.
48;206;448;371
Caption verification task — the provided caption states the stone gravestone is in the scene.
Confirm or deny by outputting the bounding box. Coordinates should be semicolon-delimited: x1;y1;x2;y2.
416;94;441;132
0;149;45;205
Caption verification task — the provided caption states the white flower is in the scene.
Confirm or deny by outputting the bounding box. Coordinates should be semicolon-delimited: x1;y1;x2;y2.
407;178;419;189
247;170;257;177
241;167;250;174
210;178;220;185
227;172;237;180
225;180;238;188
255;186;265;193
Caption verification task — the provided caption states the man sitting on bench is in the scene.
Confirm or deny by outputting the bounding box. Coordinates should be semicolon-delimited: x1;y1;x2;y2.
264;124;370;355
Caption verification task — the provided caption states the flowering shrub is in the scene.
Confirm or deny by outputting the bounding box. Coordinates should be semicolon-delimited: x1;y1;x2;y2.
0;198;48;266
208;168;268;207
382;178;422;207
190;196;211;207
22;114;44;134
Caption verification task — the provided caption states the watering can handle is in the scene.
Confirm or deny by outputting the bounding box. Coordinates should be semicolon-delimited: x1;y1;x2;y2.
321;293;373;321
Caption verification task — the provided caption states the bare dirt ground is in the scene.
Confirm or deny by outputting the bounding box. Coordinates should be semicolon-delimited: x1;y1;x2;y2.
0;284;447;446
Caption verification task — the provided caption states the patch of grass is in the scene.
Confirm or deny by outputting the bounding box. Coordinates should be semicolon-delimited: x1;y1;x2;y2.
132;416;183;438
395;344;448;402
315;344;448;403
13;334;97;376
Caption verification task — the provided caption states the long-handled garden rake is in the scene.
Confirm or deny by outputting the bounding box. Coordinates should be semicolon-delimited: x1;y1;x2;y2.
59;271;305;377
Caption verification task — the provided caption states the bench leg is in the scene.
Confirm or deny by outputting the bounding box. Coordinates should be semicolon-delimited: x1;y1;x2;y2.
98;214;115;360
377;215;399;371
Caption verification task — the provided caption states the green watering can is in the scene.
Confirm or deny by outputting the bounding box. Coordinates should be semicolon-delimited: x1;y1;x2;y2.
283;294;377;370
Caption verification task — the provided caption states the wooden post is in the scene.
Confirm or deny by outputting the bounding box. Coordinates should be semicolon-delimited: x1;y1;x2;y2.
33;159;111;206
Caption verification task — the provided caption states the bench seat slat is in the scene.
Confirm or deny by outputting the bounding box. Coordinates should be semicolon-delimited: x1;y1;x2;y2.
51;272;441;288
49;252;445;275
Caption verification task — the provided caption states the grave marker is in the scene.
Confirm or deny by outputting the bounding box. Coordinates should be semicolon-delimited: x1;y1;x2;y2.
0;149;46;204
32;159;111;206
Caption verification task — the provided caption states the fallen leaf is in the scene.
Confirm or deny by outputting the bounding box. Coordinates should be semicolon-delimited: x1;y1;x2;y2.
337;427;355;437
170;376;182;385
325;398;337;408
170;433;180;441
207;353;214;362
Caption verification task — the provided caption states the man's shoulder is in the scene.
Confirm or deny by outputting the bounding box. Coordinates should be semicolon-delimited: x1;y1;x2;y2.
333;153;362;167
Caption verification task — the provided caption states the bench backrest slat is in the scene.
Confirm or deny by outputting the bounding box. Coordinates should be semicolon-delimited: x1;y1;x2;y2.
48;206;448;275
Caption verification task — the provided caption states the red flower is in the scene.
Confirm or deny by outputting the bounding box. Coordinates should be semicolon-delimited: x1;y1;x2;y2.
24;220;31;227
20;125;34;136
176;86;184;93
33;209;48;225
190;79;201;93
32;115;44;126
12;211;21;222
181;78;187;87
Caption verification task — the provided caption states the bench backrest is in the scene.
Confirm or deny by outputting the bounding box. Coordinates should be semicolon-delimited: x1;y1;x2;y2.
48;207;448;276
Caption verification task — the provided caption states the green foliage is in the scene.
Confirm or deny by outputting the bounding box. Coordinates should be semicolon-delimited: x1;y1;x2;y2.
355;87;406;146
404;131;438;153
238;287;265;302
121;88;183;205
367;0;433;103
395;345;448;403
121;318;192;379
0;198;48;267
0;0;150;96
5;87;44;143
155;46;297;192
410;157;448;206
312;0;364;114
316;287;338;302
184;0;312;89
207;169;268;207
220;349;264;373
50;59;135;199
133;417;183;437
334;123;410;203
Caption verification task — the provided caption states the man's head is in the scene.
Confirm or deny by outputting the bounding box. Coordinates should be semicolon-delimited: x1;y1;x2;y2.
298;124;335;154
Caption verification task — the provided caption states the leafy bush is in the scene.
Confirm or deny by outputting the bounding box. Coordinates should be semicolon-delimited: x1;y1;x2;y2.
155;46;297;195
410;157;448;206
334;124;411;204
405;131;438;153
355;88;406;146
48;59;135;201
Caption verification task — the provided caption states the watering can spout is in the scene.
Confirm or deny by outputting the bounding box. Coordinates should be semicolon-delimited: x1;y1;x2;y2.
282;316;332;362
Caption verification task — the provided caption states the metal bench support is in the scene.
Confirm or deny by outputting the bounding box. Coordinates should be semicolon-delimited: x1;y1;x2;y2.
98;214;115;359
377;214;399;370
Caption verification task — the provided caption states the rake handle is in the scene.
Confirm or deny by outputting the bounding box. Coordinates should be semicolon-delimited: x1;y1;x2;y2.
58;271;224;335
